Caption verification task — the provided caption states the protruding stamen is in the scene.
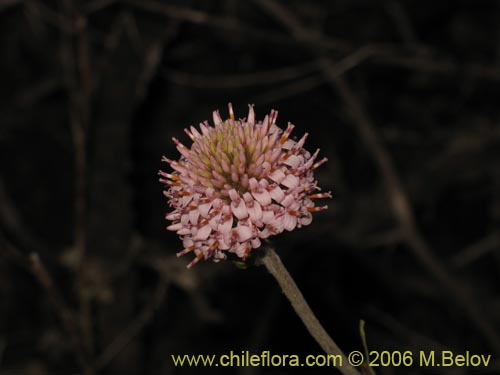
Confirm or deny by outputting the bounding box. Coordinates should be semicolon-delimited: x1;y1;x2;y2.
161;179;182;186
209;241;220;251
158;171;180;181
228;103;235;120
242;244;251;260
307;205;328;212
161;156;173;164
279;123;295;145
187;252;204;269
177;245;195;257
291;133;308;153
184;128;196;141
312;157;328;170
308;192;332;199
270;109;278;125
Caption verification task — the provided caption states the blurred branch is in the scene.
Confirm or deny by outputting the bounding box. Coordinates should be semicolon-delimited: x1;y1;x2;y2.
0;239;89;369
60;1;94;371
255;75;324;105
384;1;422;48
0;337;5;367
255;48;383;104
21;0;500;83
451;234;500;270
163;61;319;89
128;0;500;83
82;0;117;14
366;307;449;352
95;275;168;370
125;0;351;50
136;19;180;99
163;49;377;102
0;0;21;12
253;0;500;355
25;1;74;33
0;179;46;254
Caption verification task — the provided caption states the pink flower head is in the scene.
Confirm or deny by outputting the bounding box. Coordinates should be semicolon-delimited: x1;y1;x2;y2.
160;104;331;268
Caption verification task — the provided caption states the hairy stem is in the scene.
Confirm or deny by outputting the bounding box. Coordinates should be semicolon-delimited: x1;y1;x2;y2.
259;246;361;375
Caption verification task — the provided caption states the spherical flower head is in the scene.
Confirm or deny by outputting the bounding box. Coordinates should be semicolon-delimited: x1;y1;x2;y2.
159;104;331;268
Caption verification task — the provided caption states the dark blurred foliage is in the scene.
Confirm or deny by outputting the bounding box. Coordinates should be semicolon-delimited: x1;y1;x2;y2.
1;1;500;374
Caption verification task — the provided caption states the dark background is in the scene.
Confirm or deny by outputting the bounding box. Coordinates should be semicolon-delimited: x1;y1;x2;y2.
1;1;500;374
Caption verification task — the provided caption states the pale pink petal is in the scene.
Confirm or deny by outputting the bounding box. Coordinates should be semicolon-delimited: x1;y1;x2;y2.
166;212;180;221
259;178;269;189
269;169;286;184
280;194;296;208
189;209;200;225
283;213;298;231
218;215;233;235
268;185;285;203
234;225;253;242
235;244;247;258
199;121;210;135
167;223;183;232
190;126;201;139
299;213;313;226
177;228;191;235
231;199;248;220
182;238;194;248
214;250;226;260
252;189;272;206
261;210;275;224
229;189;240;202
281;174;299;189
282;154;302;169
259;115;270;138
212;198;223;209
176;144;191;158
194;224;212;240
205;187;215;198
209;211;222;230
282;139;295;150
247;201;262;222
181;194;194;206
248;177;259;191
247;104;255;124
251;238;261;248
242;192;253;202
258;227;271;239
198;201;213;218
217;237;231;250
212;110;222;125
261;161;272;175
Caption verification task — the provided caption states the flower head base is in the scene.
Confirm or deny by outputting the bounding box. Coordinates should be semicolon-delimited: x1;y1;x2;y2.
160;104;331;268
